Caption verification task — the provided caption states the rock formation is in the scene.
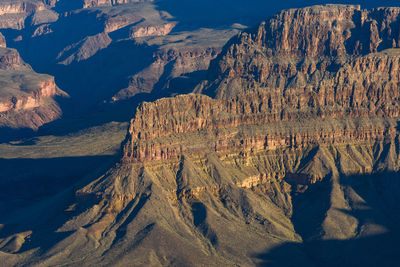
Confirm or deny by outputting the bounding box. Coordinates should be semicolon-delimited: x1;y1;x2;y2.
0;0;57;29
123;5;400;167
0;45;66;129
83;0;154;9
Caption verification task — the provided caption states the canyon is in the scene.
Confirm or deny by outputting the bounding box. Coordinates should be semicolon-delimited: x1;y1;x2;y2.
0;2;400;267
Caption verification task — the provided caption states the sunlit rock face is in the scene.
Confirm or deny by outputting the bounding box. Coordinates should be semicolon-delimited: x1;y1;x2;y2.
0;46;66;129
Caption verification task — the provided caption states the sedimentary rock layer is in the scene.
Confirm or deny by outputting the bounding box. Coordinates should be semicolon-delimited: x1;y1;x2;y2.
83;0;155;8
0;47;65;129
203;5;400;99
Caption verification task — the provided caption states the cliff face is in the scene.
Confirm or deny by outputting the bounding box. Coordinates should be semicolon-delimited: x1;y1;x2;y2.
87;7;400;263
204;5;400;99
83;0;154;8
0;0;56;29
123;93;399;177
0;72;65;129
123;5;400;170
130;22;176;38
0;75;58;112
0;47;25;69
0;47;66;129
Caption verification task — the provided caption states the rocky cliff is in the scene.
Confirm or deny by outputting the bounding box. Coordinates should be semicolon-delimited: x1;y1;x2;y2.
203;5;400;99
0;72;65;129
123;4;400;173
0;46;66;129
123;94;398;168
0;0;57;29
83;0;153;9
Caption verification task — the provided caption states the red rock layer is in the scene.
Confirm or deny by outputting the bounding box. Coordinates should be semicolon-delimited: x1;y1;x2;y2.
0;47;66;129
123;94;397;163
0;77;60;112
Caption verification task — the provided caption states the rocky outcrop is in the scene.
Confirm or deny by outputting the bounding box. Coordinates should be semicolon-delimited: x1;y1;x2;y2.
31;23;52;37
122;5;400;173
0;72;66;129
0;0;53;29
83;0;153;8
56;32;112;65
104;8;400;262
123;93;398;175
0;77;58;112
0;47;26;69
0;47;66;129
103;14;143;33
130;22;176;38
0;32;6;47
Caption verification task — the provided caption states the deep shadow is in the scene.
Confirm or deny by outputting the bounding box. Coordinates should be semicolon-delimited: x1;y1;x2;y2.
48;40;157;105
0;155;116;214
288;175;332;241
53;0;85;13
255;232;400;267
191;202;207;227
0;153;121;253
156;69;209;98
2;9;105;70
191;201;218;245
340;172;400;228
0;127;36;143
256;171;400;266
